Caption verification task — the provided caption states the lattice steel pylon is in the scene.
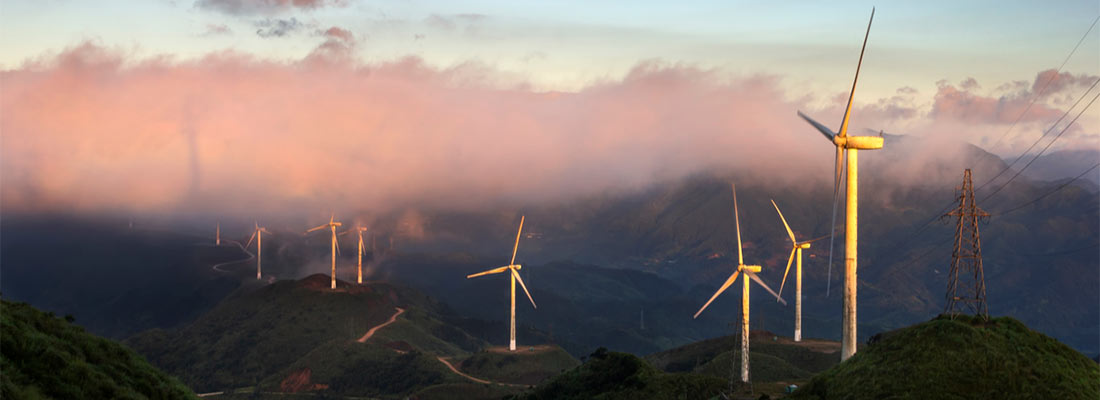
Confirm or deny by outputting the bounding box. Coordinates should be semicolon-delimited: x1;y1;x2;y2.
942;169;990;319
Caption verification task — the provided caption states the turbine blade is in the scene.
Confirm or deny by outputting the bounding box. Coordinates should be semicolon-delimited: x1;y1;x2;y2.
333;233;341;255
693;270;740;319
797;111;837;141
800;234;831;245
778;247;796;299
512;268;537;309
305;225;327;233
245;230;257;249
509;215;525;266
747;271;787;306
731;183;743;266
826;147;847;297
837;7;875;138
338;229;353;236
466;265;510;279
770;199;796;243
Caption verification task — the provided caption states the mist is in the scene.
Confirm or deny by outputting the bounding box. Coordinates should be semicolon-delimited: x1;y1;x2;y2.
3;41;1094;218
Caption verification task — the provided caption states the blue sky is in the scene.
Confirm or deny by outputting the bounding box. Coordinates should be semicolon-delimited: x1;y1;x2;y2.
3;0;1097;99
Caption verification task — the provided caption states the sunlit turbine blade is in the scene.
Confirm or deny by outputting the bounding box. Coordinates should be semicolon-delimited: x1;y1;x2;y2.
770;199;796;243
797;111;837;141
747;271;787;306
466;265;510;279
826;146;846;297
800;234;831;245
778;247;796;299
245;230;257;249
359;237;366;256
731;183;743;266
511;268;537;309
837;7;874;138
333;232;341;255
305;224;327;233
693;270;740;319
338;229;353;236
509;215;525;266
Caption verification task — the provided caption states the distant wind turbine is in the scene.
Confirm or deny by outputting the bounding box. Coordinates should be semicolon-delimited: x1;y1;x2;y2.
215;222;221;246
770;200;827;342
306;214;343;289
245;222;272;280
795;7;881;362
339;226;369;284
466;216;537;351
694;184;787;383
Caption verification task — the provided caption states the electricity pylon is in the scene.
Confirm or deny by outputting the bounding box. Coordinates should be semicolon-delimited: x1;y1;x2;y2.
942;169;990;319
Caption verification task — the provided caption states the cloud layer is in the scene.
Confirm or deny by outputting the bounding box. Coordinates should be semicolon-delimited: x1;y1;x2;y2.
2;43;1094;216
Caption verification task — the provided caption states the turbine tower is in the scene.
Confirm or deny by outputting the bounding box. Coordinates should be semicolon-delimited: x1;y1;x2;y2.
245;222;272;280
466;216;537;351
216;222;221;246
771;200;827;342
694;184;787;383
306;214;343;289
796;8;881;361
339;226;369;284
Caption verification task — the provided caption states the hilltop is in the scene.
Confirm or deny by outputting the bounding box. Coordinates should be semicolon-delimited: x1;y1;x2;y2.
509;347;727;400
126;274;572;398
1;299;195;399
790;315;1100;400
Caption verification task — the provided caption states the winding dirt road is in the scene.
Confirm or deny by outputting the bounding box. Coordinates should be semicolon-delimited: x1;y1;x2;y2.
357;307;405;343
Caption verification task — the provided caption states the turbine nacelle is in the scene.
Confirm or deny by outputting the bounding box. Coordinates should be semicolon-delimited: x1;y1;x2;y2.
835;135;884;150
739;265;761;273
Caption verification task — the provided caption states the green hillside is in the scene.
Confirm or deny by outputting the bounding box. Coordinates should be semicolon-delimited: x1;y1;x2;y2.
646;331;840;383
790;315;1100;400
459;345;580;385
125;274;486;394
0;299;195;400
510;347;727;400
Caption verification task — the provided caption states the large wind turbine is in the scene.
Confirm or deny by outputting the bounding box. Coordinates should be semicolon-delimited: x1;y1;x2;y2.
245;222;272;280
306;214;343;289
770;200;827;342
339;226;369;284
796;8;881;361
466;216;537;351
694;184;787;383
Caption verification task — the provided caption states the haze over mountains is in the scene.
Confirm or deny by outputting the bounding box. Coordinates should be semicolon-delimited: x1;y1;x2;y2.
3;134;1097;362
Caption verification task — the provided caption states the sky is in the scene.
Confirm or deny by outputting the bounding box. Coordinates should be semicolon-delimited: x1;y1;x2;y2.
1;0;1098;215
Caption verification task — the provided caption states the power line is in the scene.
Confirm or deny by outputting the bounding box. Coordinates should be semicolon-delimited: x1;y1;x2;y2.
976;77;1100;195
993;163;1100;216
979;88;1100;203
985;15;1100;152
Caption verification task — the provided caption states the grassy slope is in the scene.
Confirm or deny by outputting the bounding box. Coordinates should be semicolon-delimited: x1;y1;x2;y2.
125;275;472;393
791;315;1100;400
1;299;195;400
459;345;580;385
646;333;839;382
510;348;727;400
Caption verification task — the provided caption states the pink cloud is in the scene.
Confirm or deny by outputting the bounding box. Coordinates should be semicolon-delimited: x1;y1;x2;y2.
196;0;345;15
1;44;835;214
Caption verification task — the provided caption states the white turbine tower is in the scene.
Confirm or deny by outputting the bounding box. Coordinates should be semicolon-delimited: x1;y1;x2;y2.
466;216;537;351
245;222;272;280
796;8;881;361
306;214;343;289
770;199;827;342
694;184;787;383
339;226;369;284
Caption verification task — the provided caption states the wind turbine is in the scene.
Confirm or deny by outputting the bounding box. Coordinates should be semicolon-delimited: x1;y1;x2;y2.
693;184;787;383
215;222;221;246
770;200;827;342
466;216;537;351
339;226;369;284
306;214;343;289
245;222;272;280
796;8;882;361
